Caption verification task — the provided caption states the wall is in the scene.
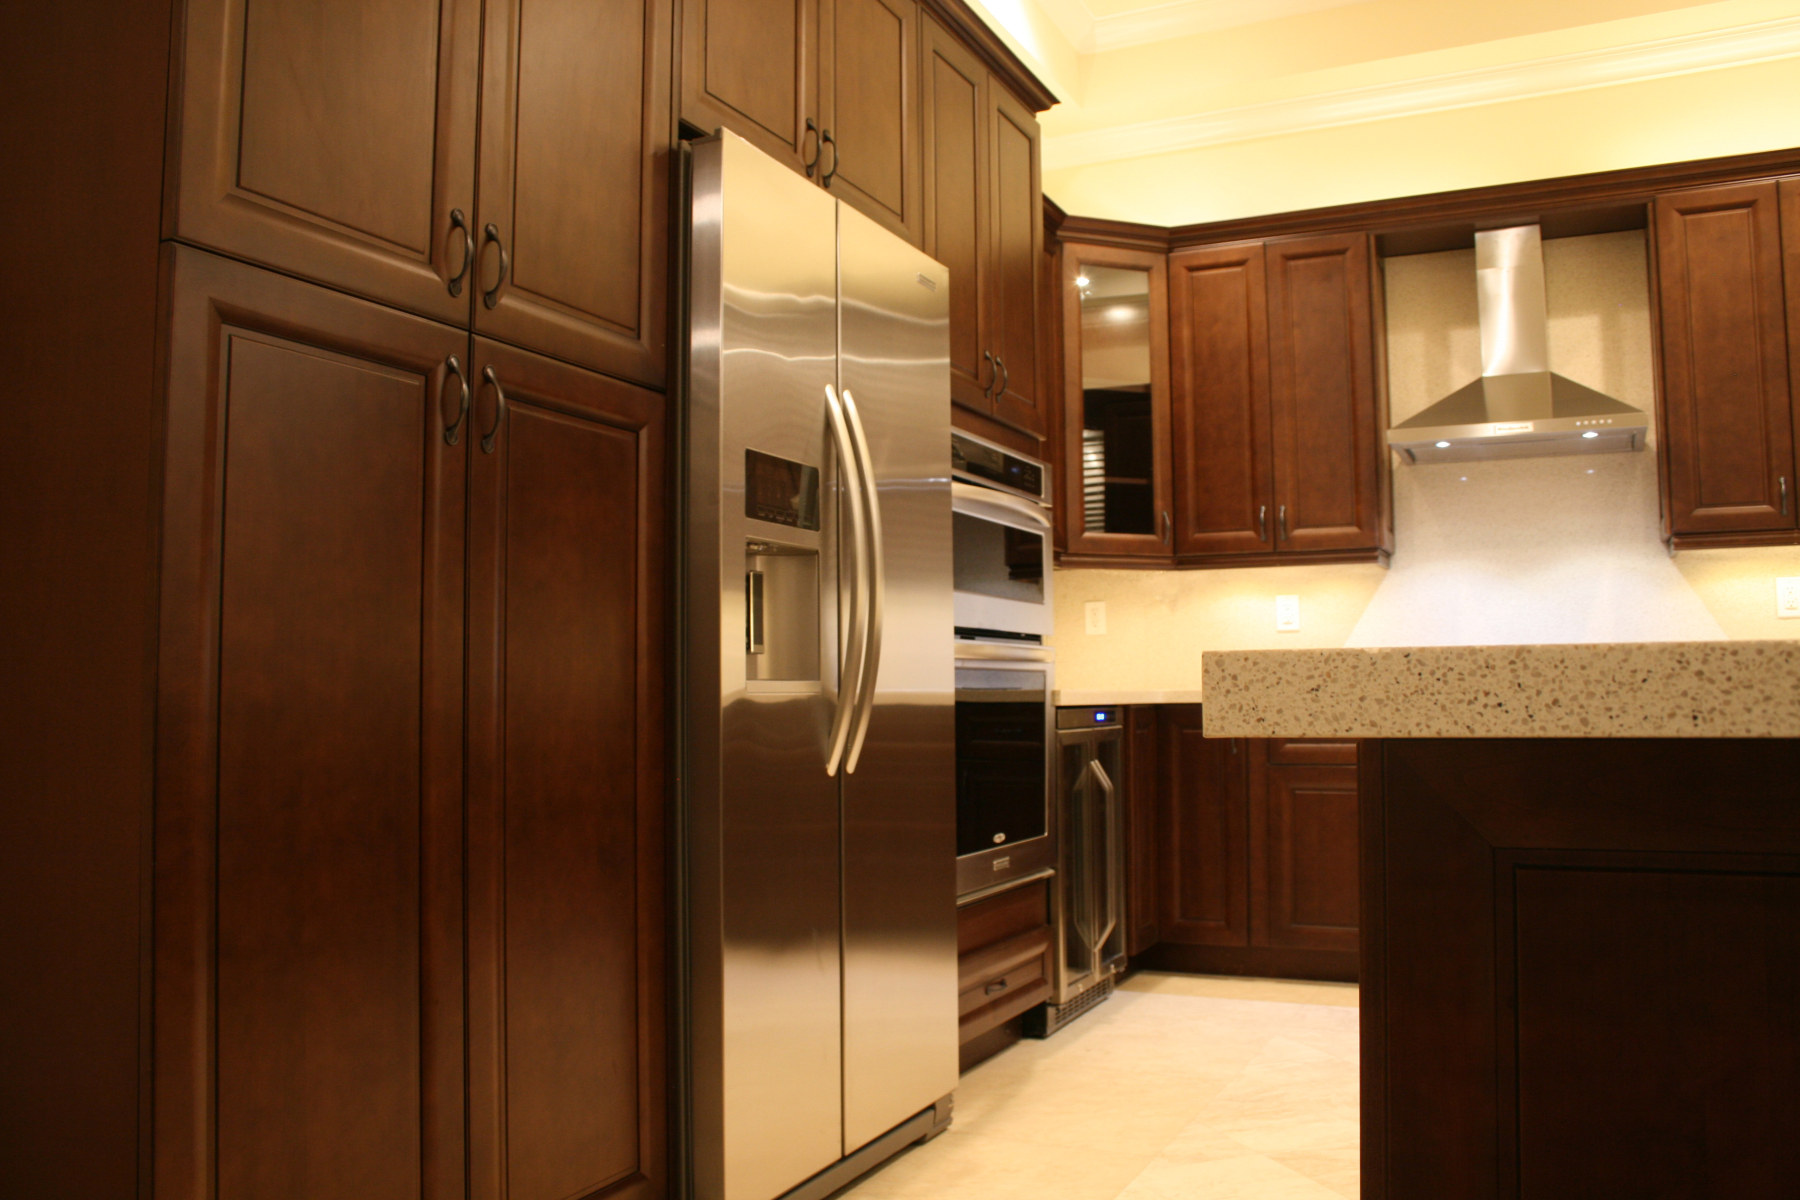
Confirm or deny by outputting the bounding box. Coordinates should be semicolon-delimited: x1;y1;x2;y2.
1051;231;1800;697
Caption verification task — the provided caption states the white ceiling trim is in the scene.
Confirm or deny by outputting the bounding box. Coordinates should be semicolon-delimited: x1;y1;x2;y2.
1045;15;1800;170
1091;0;1376;53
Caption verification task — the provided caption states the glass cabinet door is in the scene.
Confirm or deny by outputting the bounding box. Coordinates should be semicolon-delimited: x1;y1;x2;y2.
1060;243;1172;559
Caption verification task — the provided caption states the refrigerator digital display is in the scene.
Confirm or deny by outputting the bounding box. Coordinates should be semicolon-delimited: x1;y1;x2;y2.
744;449;820;530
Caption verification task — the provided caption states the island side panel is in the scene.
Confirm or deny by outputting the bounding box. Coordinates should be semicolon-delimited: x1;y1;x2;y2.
1366;738;1800;1200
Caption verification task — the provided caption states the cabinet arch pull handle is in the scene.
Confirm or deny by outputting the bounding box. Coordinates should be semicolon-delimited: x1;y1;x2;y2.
981;350;996;399
1782;475;1790;516
446;209;475;297
1257;504;1268;542
481;223;509;310
1278;504;1288;542
985;978;1008;995
820;129;838;187
994;355;1009;398
1162;510;1171;543
802;119;821;177
442;355;470;445
479;365;508;454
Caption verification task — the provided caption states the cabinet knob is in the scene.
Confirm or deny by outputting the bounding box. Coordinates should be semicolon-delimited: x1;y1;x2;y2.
985;978;1008;995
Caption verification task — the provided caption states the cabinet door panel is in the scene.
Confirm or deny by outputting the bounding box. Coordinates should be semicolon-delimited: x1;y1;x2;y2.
681;0;817;173
1158;708;1248;946
1655;181;1796;536
1253;762;1359;953
465;339;667;1200
171;0;481;324
822;0;919;243
1170;242;1273;556
922;19;989;415
989;88;1045;437
154;247;467;1200
1266;232;1381;553
475;0;670;387
1124;707;1161;956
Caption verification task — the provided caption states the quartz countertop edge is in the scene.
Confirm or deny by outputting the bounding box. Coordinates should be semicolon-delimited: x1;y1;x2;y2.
1200;641;1800;739
1054;689;1204;707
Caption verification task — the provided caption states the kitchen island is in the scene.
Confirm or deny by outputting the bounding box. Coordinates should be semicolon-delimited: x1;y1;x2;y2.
1201;642;1800;1200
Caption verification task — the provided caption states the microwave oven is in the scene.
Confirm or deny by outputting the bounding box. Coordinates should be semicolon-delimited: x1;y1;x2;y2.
951;432;1052;640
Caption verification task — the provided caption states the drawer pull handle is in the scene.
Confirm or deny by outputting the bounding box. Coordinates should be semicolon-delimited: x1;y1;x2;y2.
985;978;1008;995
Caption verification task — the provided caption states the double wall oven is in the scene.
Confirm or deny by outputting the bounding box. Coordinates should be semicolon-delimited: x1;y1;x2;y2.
952;432;1055;898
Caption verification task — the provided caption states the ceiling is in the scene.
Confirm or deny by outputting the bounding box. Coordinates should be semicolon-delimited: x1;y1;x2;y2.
970;0;1800;221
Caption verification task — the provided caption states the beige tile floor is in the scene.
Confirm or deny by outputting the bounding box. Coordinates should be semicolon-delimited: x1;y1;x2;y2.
843;973;1360;1200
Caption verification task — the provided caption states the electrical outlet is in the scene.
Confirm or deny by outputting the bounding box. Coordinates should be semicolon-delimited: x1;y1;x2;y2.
1085;600;1108;635
1778;577;1800;619
1276;595;1300;632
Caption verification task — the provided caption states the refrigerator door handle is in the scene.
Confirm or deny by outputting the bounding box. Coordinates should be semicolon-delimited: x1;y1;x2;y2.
824;383;868;776
840;388;884;774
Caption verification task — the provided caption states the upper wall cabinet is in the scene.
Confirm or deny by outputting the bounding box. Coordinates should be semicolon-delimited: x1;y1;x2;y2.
1058;242;1173;559
1653;178;1800;548
923;16;1046;442
681;0;921;244
1162;232;1389;567
169;0;671;389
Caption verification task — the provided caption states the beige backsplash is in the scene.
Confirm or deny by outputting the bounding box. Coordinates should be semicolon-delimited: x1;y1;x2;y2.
1050;230;1800;698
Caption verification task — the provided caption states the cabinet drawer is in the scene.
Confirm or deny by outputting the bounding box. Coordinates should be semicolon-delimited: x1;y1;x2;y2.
957;926;1052;1039
1267;737;1357;766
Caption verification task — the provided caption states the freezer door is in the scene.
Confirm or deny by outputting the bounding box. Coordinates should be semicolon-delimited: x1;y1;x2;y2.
835;203;958;1153
689;131;846;1200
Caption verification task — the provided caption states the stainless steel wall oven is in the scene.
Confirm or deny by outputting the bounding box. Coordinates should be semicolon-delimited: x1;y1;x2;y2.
953;642;1054;898
951;431;1052;640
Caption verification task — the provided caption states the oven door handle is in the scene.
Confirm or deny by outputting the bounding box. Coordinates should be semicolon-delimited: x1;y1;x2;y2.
841;388;883;775
952;480;1051;532
824;383;868;777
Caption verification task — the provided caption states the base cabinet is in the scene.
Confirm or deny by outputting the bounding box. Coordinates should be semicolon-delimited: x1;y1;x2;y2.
956;877;1052;1070
1138;706;1360;982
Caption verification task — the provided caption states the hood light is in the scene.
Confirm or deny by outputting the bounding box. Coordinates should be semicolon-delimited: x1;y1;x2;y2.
1582;431;1598;439
1435;440;1451;449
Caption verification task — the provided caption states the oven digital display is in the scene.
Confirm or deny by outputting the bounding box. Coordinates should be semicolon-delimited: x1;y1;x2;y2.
744;449;820;531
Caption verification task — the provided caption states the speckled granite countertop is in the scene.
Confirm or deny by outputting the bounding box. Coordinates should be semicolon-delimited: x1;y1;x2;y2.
1201;641;1800;738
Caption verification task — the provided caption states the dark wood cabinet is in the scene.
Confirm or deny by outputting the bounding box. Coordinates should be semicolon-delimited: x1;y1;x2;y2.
153;248;669;1200
1143;709;1359;981
956;877;1053;1070
924;15;1046;442
154;247;472;1200
464;339;667;1200
1167;232;1388;566
1653;178;1799;547
471;0;672;386
171;0;670;388
682;0;920;243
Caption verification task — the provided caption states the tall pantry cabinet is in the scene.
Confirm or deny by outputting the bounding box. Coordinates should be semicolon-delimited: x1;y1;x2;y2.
4;2;670;1198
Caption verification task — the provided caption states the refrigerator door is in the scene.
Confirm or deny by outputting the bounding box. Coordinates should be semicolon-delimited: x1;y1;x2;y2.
689;132;847;1200
835;204;957;1153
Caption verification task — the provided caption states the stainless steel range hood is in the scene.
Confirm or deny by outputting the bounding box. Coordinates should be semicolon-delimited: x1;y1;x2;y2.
1388;225;1648;464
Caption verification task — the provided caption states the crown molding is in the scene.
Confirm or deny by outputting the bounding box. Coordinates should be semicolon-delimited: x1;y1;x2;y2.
1045;15;1800;170
1092;0;1372;53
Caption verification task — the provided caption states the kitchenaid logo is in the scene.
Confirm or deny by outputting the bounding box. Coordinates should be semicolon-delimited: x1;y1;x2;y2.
1491;421;1535;435
916;273;937;291
993;856;1010;870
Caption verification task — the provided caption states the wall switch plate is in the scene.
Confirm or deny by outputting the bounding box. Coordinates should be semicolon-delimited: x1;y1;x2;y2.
1085;600;1107;635
1276;594;1300;631
1778;578;1800;619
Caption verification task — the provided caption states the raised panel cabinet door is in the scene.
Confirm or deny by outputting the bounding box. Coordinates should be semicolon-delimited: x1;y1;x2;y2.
1157;708;1249;947
921;17;991;415
1251;760;1359;954
153;247;468;1200
1655;181;1796;536
819;0;920;243
474;0;672;387
680;0;819;176
1265;232;1382;554
464;338;667;1200
988;87;1046;437
1169;241;1274;557
170;0;481;324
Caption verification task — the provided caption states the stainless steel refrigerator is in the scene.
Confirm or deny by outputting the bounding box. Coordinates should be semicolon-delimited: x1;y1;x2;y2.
681;130;957;1200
